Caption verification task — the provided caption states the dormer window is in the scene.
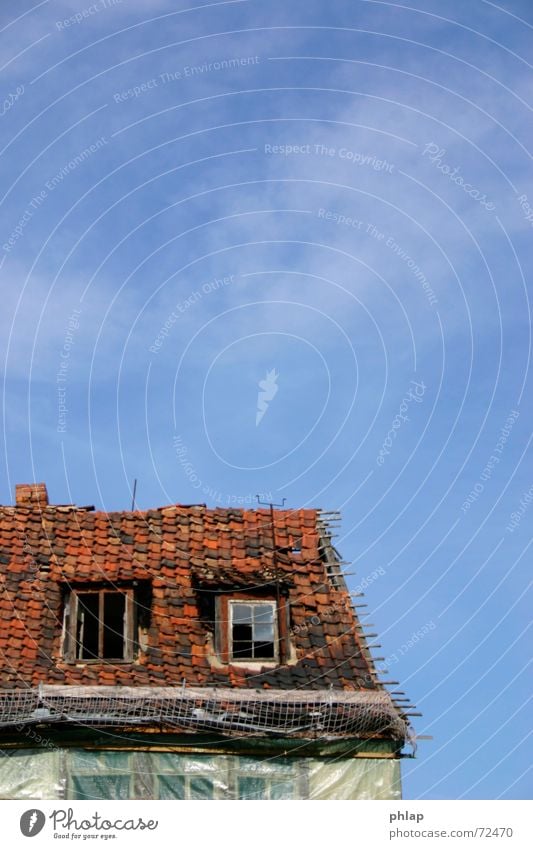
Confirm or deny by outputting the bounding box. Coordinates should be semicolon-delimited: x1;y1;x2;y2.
215;594;286;665
230;601;277;661
63;586;137;662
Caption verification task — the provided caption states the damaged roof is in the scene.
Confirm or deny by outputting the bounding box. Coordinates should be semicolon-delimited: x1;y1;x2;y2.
0;484;389;696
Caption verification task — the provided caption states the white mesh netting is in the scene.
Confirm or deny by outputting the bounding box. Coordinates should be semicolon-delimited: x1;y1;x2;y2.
0;685;407;740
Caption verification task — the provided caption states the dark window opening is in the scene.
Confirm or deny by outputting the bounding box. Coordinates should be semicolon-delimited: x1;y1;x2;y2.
66;587;135;662
76;593;100;659
103;592;126;658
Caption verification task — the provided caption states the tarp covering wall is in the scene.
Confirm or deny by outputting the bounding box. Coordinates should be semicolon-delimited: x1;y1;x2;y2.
0;748;401;800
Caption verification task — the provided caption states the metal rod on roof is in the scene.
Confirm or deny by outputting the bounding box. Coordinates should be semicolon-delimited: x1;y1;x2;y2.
255;495;287;661
256;496;287;509
131;478;138;511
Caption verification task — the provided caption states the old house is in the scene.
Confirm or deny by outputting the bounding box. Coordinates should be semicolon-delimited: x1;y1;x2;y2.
0;483;414;799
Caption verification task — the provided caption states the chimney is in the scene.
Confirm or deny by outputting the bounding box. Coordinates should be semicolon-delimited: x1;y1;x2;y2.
15;482;49;507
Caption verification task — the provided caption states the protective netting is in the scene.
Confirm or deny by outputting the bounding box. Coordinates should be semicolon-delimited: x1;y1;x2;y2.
0;689;39;726
0;685;407;740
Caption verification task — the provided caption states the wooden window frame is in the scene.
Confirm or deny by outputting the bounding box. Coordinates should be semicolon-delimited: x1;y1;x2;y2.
64;587;135;663
216;594;288;665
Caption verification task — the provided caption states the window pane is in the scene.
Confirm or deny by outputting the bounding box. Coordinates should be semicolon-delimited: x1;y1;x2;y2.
254;604;274;625
189;776;214;800
238;776;268;800
71;774;131;800
76;594;99;659
157;774;185;800
100;751;131;770
252;605;275;658
254;622;274;642
103;592;126;658
233;623;253;642
252;640;275;659
232;643;254;659
232;604;252;624
270;779;295;800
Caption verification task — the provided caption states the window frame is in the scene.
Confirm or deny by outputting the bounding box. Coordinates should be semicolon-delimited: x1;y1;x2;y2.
63;586;135;663
216;594;287;665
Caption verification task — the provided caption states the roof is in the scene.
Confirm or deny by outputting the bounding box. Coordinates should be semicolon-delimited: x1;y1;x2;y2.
0;486;416;743
0;488;389;694
2;505;375;683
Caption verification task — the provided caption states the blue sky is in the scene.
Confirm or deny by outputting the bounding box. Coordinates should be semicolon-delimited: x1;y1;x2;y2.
0;0;531;800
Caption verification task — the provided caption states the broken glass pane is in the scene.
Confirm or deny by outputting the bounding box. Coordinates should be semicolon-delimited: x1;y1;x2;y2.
76;593;99;659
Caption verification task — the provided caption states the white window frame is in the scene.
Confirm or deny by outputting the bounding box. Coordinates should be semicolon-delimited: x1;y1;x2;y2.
228;599;279;662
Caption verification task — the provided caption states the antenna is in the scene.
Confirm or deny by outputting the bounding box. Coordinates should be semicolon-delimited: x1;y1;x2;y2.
255;495;287;661
131;478;137;511
255;496;286;508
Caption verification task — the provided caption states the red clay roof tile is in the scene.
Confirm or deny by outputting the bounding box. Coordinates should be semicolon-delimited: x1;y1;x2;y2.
0;500;388;695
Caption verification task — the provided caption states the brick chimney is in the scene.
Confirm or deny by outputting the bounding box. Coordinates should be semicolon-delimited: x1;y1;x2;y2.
15;482;49;507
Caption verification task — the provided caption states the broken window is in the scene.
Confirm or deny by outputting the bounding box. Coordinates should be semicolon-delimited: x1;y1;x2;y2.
229;600;277;661
63;587;135;662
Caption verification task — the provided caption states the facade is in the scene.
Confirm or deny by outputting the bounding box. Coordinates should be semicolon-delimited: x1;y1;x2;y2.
0;483;414;800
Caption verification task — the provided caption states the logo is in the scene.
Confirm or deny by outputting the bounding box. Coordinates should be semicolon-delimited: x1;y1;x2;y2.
256;368;279;426
20;810;46;837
